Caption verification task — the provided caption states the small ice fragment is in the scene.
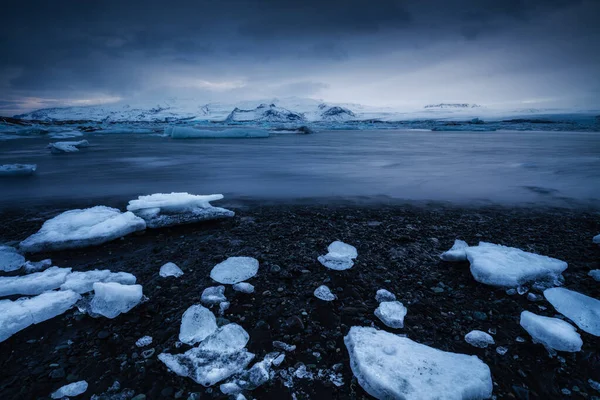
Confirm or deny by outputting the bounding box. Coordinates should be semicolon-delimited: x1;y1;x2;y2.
440;239;469;262
517;286;529;295
374;301;407;329
294;364;314;380
593;234;600;244
201;286;227;305
544;287;600;336
273;341;296;352
136;336;153;347
505;288;517;295
51;380;88;399
588;270;600;282
0;266;72;297
496;346;508;355
210;257;259;284
317;241;357;271
22;258;52;273
465;330;495;348
527;293;541;302
520;311;582;352
220;382;242;395
179;304;217;345
273;353;285;366
0;245;25;272
160;262;184;278
232;282;255;293
589;379;600;392
516;336;526;343
375;289;396;302
314;285;336;301
48;140;89;154
89;282;143;319
219;301;230;316
60;269;136;294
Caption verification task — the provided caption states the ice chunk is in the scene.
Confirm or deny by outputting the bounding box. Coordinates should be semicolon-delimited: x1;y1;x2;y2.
160;262;184;278
465;242;567;287
127;192;234;229
314;285;336;301
0;164;36;176
219;301;230;316
544;288;600;336
180;304;218;345
317;241;357;271
20;206;146;252
232;282;255;293
0;290;81;342
220;382;242;395
374;301;407;329
375;289;396;302
22;259;52;273
159;324;254;386
0;245;25;272
210;257;259;284
589;270;600;281
136;336;153;347
48;140;89;154
201;286;227;305
170;127;269;139
0;266;71;297
344;327;493;400
51;380;88;399
520;311;582;352
273;340;296;352
89;282;143;319
60;269;136;293
440;239;469;262
464;330;495;348
594;234;600;244
273;353;285;366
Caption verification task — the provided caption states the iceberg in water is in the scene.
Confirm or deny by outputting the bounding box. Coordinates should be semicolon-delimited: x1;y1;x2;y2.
169;126;269;139
318;241;358;271
0;266;72;297
0;290;81;342
127;192;234;229
0;164;36;176
0;245;26;272
344;327;493;400
20;206;146;252
544;288;600;336
520;310;582;353
465;242;567;288
48;140;89;153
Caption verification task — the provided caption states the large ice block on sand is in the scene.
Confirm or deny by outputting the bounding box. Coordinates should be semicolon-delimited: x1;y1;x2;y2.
89;282;143;319
318;241;358;271
127;192;234;229
51;380;88;399
0;245;25;272
0;266;72;297
465;242;567;287
544;288;600;336
374;301;407;329
169;127;269;139
20;206;146;252
210;257;259;284
440;239;469;262
0;290;81;342
179;304;218;345
0;164;36;176
520;311;582;352
344;326;493;400
60;269;136;294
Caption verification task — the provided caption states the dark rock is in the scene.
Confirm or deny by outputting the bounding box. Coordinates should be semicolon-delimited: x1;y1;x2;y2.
512;385;530;400
49;368;66;379
97;330;110;339
283;316;305;333
473;311;488;321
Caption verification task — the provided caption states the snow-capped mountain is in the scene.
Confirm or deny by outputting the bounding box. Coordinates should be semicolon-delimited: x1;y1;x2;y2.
424;103;481;109
225;104;305;123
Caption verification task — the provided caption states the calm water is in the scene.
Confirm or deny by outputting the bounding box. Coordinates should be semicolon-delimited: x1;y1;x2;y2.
1;130;599;209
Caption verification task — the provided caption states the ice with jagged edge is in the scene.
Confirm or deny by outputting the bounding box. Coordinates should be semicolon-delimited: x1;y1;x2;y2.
89;282;143;319
232;282;254;293
0;290;81;342
220;351;281;394
136;336;153;347
375;289;396;303
159;323;255;386
344;327;493;400
520;310;582;353
51;380;88;399
465;242;567;287
20;206;146;252
210;257;259;284
0;245;25;272
314;285;336;301
544;288;600;336
60;269;136;293
465;330;495;348
0;266;72;297
317;241;357;271
440;239;469;262
0;164;37;176
48;139;89;153
127;192;234;229
180;304;218;345
201;286;227;305
374;301;407;329
160;262;184;278
589;270;600;281
22;259;52;273
168;126;269;139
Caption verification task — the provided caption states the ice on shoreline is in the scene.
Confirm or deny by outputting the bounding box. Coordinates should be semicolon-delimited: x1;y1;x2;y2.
440;239;469;262
0;245;25;272
375;289;396;303
89;282;143;319
0;164;36;176
160;262;184;278
60;269;136;294
374;301;407;329
318;241;357;271
20;206;146;252
51;380;88;399
210;257;259;284
520;310;582;353
314;285;336;301
201;286;227;304
180;304;218;345
544;288;600;336
465;330;495;348
0;266;72;297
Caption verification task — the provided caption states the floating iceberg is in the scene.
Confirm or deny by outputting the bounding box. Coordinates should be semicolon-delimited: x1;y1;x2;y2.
169;126;269;139
160;262;184;278
20;206;146;252
464;330;495;348
314;285;336;301
51;380;88;399
89;282;143;319
544;288;600;336
440;239;469;262
127;192;234;229
520;311;582;353
232;282;255;294
60;269;136;294
48;140;89;153
465;242;567;287
344;327;493;400
180;305;218;345
0;164;36;176
318;241;357;271
159;323;254;386
0;266;72;297
0;245;25;272
374;301;407;329
201;286;227;305
0;290;81;342
210;257;259;284
375;289;396;303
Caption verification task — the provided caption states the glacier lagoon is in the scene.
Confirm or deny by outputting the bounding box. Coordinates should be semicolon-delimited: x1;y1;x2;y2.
0;129;599;209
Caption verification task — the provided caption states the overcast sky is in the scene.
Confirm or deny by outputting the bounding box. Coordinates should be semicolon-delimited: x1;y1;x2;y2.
1;0;599;115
